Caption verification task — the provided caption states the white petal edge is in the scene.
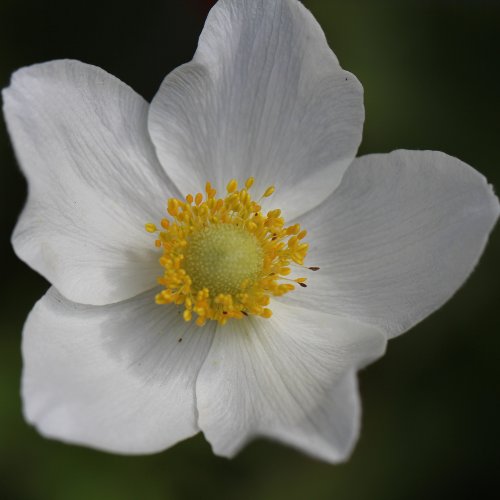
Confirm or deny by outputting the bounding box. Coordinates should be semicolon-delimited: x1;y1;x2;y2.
267;370;361;462
22;287;215;454
196;301;385;462
286;150;500;338
149;0;364;220
3;60;175;305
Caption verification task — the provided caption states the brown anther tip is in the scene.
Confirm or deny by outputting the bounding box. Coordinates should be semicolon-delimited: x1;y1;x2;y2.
178;338;183;343
309;266;320;271
242;311;248;316
222;311;228;315
299;282;308;288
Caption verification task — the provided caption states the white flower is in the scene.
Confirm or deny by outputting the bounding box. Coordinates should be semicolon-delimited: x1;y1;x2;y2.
3;0;499;463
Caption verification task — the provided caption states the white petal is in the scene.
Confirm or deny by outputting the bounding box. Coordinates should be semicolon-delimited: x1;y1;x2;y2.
268;370;361;463
22;288;215;454
149;0;363;219
196;301;385;460
3;60;175;305
288;150;500;338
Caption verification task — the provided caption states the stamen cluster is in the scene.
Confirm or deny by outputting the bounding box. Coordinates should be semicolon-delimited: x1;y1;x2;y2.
146;178;310;326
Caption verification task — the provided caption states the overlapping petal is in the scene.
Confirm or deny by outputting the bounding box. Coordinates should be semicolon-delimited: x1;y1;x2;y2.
286;150;500;338
149;0;364;220
3;60;175;305
22;287;215;454
196;301;385;461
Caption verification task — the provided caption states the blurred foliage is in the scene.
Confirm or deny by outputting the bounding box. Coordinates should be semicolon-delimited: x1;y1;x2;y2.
0;1;499;499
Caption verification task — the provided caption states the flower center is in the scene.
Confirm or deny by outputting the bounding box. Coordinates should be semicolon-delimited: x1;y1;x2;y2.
145;178;314;326
184;224;263;297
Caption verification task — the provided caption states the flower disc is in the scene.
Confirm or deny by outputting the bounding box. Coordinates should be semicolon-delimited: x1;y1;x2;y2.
184;224;263;297
146;178;310;326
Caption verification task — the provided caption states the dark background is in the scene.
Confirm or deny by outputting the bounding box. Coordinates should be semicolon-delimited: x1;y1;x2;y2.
1;1;499;499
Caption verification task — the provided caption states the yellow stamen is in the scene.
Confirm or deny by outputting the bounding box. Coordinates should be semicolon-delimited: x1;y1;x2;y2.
263;185;275;198
227;179;238;193
146;177;312;326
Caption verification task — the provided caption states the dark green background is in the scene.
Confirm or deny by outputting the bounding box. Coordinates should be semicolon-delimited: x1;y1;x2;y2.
1;1;499;499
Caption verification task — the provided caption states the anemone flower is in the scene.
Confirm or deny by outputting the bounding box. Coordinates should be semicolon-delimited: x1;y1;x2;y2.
3;0;498;463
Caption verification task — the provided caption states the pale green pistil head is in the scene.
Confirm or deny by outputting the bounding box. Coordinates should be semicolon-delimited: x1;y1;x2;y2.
184;224;264;296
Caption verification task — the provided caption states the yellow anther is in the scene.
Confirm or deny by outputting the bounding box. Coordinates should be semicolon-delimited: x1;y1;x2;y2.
227;179;238;193
245;177;255;189
186;194;194;204
263;185;275;197
183;310;192;322
240;189;248;203
145;223;157;233
195;192;203;206
168;199;179;217
260;295;270;306
161;219;170;229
